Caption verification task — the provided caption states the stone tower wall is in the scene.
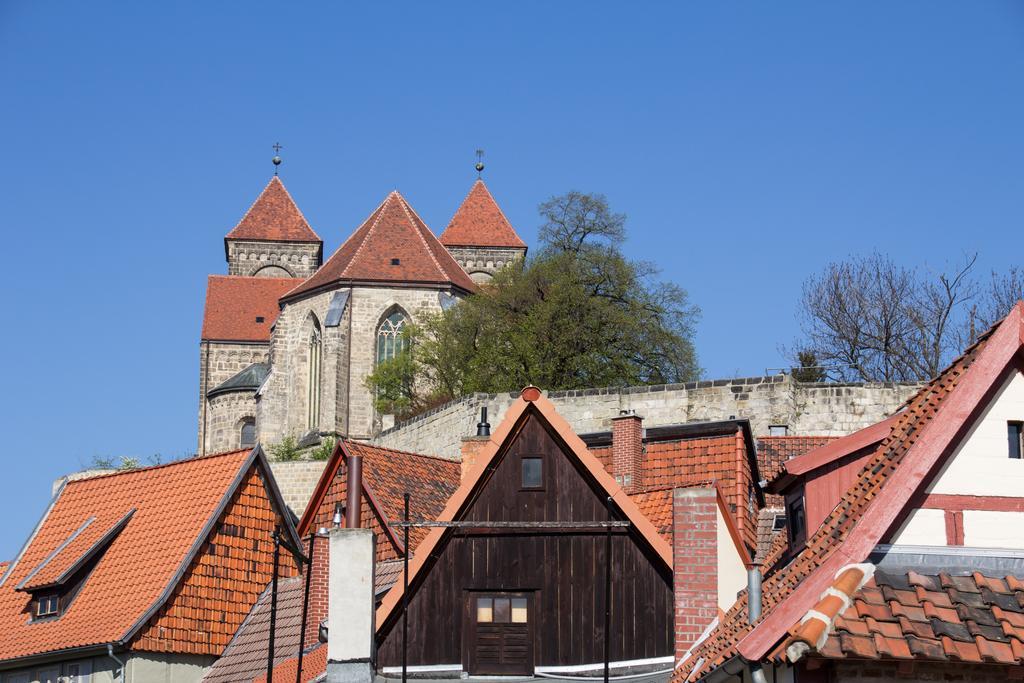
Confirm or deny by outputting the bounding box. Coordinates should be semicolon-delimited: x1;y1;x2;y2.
226;240;321;278
258;284;455;447
372;375;920;460
198;341;268;454
444;245;526;283
204;392;257;454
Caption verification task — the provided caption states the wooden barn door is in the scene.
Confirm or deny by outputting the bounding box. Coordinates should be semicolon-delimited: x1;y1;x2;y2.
466;593;534;675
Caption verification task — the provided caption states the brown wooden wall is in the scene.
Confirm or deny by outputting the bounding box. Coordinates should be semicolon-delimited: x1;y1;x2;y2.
377;411;673;667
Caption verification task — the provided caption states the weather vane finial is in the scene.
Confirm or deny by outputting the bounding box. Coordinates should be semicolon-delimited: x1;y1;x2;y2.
475;149;485;178
272;142;283;176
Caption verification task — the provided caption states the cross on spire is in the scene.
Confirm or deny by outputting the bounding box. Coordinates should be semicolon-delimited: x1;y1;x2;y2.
272;142;283;175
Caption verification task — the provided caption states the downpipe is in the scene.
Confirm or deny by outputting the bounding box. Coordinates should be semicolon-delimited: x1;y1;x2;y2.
108;644;127;683
746;566;768;683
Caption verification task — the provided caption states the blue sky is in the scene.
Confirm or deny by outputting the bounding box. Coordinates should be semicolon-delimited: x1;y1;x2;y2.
1;2;1022;557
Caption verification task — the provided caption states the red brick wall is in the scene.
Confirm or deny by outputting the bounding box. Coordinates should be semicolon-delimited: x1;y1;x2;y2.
304;533;330;647
672;487;719;659
611;414;643;492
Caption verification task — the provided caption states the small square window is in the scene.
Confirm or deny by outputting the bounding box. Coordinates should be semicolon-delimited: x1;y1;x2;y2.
521;457;543;489
255;316;265;323
1009;422;1023;460
391;258;401;266
36;594;58;617
772;514;787;531
476;597;493;622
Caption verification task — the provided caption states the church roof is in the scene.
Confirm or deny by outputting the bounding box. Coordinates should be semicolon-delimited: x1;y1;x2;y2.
208;362;270;398
283;191;477;301
225;176;321;243
439;180;527;249
201;276;296;342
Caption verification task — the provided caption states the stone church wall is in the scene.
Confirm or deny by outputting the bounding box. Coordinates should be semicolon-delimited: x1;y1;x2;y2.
226;240;320;278
198;341;268;454
204;392;257;455
445;245;526;283
373;375;920;460
258;284;454;447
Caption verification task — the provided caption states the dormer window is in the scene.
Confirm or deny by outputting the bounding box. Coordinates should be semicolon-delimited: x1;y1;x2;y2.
1009;421;1023;459
35;594;58;618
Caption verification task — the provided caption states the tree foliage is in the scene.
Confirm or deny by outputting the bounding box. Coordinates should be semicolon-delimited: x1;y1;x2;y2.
792;252;1024;382
365;192;700;413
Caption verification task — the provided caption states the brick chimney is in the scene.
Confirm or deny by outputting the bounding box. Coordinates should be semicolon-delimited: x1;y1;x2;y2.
304;531;330;648
460;407;492;482
611;411;644;492
672;487;719;659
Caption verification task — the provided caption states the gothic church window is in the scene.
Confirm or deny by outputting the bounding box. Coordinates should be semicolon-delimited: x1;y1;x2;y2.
376;311;408;364
307;324;322;429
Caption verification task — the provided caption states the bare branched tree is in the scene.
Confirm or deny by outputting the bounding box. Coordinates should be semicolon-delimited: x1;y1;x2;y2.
795;253;978;382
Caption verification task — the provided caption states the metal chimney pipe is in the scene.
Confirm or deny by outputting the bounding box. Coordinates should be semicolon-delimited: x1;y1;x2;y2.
476;407;491;437
747;566;763;624
345;454;363;529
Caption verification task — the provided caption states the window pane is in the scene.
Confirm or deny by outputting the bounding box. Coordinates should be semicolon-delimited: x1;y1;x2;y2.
476;598;492;622
240;419;257;448
511;598;528;623
1009;422;1022;459
493;598;510;623
522;458;543;488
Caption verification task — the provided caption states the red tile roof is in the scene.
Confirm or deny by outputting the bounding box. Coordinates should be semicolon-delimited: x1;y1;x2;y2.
225;176;321;243
784;569;1024;667
757;436;837;485
631;488;674;543
284;191;477;300
254;643;328;683
439;180;527;249
298;440;461;563
201;275;296;342
677;308;1022;680
0;450;264;662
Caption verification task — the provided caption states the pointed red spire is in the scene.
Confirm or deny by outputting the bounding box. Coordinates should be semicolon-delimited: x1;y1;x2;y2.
284;191;477;300
439;180;526;249
225;176;321;243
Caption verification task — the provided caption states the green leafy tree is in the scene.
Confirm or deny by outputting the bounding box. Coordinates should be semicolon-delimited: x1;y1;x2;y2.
367;191;700;408
269;435;302;461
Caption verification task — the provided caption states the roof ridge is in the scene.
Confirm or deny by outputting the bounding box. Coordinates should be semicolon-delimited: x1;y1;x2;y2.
208;274;298;283
394;191;449;280
225;176;321;243
344;439;452;463
440;179;526;248
64;449;251;487
338;192;396;280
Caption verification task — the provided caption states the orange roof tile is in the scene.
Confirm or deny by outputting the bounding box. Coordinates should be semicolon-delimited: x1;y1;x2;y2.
757;435;838;484
225;176;321;243
285;191;477;301
0;450;254;662
781;569;1024;667
201;275;295;342
439;180;527;249
254;643;328;683
677;306;1024;681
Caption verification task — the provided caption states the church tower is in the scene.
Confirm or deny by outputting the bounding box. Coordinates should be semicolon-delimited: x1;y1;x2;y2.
224;176;323;278
439;180;527;283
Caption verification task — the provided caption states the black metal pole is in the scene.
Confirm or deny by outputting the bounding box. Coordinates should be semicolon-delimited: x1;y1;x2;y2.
402;492;410;683
296;532;315;683
604;496;612;683
268;529;281;683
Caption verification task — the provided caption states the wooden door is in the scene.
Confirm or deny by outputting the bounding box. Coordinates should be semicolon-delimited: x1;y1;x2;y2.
466;593;534;675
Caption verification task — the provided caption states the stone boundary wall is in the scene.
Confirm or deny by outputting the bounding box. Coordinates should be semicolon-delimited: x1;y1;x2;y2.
372;375;921;460
269;460;329;518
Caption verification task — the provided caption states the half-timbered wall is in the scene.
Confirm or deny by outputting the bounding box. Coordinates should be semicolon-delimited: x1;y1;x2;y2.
377;412;673;668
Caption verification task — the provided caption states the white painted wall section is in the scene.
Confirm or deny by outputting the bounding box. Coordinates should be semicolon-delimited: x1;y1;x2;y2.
963;510;1024;549
889;508;947;546
716;503;747;611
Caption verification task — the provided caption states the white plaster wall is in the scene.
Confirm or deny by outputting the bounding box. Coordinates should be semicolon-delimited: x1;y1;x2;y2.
890;508;947;546
963;510;1024;549
716;505;747;611
927;369;1024;497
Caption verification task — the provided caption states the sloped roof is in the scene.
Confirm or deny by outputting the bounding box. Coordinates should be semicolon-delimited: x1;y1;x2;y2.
297;440;460;562
208;362;270;398
439;180;527;249
254;643;328;683
201;276;295;342
678;306;1024;680
0;449;254;662
225;176;321;243
782;568;1024;666
757;435;838;485
374;387;674;631
284;191;477;301
204;576;307;683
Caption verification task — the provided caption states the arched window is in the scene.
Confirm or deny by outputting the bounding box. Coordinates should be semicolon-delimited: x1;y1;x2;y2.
307;324;322;429
376;310;408;364
239;417;257;448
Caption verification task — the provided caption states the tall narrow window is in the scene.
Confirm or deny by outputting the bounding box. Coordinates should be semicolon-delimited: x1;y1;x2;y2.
376;310;408;364
307;326;322;429
1009;421;1023;459
239;418;257;448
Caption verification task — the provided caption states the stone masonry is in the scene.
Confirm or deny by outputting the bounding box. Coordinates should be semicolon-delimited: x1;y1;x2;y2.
444;245;526;283
226;240;321;278
198;341;269;454
373;375;920;460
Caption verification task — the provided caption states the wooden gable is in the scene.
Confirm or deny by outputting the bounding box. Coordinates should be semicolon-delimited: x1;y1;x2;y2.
375;403;674;670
